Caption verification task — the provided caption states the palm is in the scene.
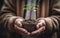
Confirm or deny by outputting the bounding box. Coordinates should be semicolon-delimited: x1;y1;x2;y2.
31;19;46;35
14;18;30;36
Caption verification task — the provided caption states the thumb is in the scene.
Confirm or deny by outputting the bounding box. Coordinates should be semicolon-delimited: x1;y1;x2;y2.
36;23;43;29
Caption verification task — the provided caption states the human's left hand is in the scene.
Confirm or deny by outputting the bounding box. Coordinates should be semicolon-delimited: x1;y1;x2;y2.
31;19;46;35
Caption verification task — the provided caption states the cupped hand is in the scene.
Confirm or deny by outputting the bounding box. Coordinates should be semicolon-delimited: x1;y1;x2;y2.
31;19;46;35
14;18;30;36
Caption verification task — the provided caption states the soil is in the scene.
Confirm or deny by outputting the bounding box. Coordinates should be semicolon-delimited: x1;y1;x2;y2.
22;19;38;32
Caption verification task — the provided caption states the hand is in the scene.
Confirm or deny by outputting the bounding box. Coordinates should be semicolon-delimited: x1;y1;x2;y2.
31;19;46;35
14;18;30;36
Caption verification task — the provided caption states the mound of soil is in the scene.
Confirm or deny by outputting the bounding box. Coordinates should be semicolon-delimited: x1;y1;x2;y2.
22;19;38;32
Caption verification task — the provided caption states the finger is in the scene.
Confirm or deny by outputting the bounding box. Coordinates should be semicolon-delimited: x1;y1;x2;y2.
36;23;43;29
36;20;46;29
31;26;45;35
36;18;41;21
14;25;30;35
15;18;24;22
39;20;46;25
15;18;24;27
15;21;22;27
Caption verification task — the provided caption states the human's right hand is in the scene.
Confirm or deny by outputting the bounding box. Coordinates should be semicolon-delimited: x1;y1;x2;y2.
14;18;30;36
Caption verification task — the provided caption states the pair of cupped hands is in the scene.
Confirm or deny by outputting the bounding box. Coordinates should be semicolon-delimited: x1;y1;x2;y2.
14;18;46;36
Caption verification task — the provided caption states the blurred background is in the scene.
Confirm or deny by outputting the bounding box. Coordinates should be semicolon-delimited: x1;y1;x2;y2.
0;0;4;9
0;0;6;38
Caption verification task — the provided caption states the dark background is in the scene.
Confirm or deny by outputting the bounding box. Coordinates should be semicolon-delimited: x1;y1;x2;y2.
0;0;5;38
0;0;4;9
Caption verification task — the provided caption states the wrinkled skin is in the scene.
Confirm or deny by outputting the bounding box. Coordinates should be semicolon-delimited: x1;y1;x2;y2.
14;18;30;36
31;19;46;36
14;18;46;36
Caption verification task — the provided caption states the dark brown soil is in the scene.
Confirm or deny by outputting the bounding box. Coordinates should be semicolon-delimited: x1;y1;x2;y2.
22;19;38;32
